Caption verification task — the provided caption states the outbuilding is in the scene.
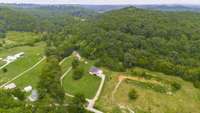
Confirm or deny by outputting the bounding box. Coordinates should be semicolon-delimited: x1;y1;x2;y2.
24;85;32;92
4;83;16;89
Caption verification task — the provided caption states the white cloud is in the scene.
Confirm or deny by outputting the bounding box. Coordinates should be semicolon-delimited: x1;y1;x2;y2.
0;0;200;5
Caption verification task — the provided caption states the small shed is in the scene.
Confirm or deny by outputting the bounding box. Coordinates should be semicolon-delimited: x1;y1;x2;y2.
89;67;103;77
24;86;32;92
4;83;16;90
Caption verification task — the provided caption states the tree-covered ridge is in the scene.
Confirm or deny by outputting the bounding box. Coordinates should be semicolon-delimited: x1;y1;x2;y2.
1;4;97;17
0;7;40;32
0;6;82;38
47;7;200;87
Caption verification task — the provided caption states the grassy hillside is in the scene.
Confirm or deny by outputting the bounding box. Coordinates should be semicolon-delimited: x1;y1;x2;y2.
96;68;200;113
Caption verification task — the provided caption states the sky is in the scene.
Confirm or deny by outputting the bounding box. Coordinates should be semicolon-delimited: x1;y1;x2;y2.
0;0;200;5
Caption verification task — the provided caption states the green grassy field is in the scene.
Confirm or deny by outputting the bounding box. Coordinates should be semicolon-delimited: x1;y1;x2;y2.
63;71;101;99
0;42;45;85
96;68;200;113
0;31;41;49
14;59;45;88
62;57;101;99
61;56;73;72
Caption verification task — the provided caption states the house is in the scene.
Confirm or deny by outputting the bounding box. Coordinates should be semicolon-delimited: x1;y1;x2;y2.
24;85;32;92
4;83;16;89
89;67;103;77
28;90;38;102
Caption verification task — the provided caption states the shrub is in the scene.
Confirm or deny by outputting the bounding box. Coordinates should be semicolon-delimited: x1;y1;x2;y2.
193;81;200;89
73;67;84;80
128;89;138;100
11;88;25;101
2;68;7;73
72;59;80;69
171;82;181;92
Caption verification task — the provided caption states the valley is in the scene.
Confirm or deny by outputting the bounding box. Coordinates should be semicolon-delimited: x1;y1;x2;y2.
0;3;200;113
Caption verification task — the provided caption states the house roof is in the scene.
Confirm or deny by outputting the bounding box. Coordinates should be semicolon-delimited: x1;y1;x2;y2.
90;67;102;73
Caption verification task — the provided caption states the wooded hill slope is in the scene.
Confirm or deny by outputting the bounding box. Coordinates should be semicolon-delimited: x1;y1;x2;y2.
48;7;200;88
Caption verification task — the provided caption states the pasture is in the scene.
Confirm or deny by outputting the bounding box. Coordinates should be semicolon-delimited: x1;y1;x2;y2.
96;68;200;113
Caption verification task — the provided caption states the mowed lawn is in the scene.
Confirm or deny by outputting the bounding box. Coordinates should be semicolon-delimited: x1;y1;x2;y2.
0;42;45;85
61;56;73;72
62;57;101;99
14;59;45;88
96;68;200;113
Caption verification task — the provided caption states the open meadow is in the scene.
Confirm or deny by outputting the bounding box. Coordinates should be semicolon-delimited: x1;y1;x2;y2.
96;68;200;113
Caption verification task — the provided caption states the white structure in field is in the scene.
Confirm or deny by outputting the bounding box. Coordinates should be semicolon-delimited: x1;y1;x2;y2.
73;51;81;61
3;52;24;63
28;90;38;102
89;67;103;77
24;86;32;92
4;83;16;89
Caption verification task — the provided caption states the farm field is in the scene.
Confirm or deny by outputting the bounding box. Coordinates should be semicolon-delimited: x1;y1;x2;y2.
96;68;200;113
0;42;45;85
0;31;41;49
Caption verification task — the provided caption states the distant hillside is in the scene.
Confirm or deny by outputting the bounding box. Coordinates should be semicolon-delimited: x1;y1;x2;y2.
0;6;77;38
80;5;129;13
136;5;200;12
0;4;97;17
1;3;200;13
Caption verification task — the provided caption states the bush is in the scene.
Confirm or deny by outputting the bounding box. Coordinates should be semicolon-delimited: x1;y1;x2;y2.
11;88;25;101
73;67;84;80
72;59;80;69
171;82;181;92
128;89;138;100
193;81;200;89
2;68;7;73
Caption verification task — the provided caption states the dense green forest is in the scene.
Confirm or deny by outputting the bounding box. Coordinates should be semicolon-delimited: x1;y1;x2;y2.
0;6;87;38
46;7;200;88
